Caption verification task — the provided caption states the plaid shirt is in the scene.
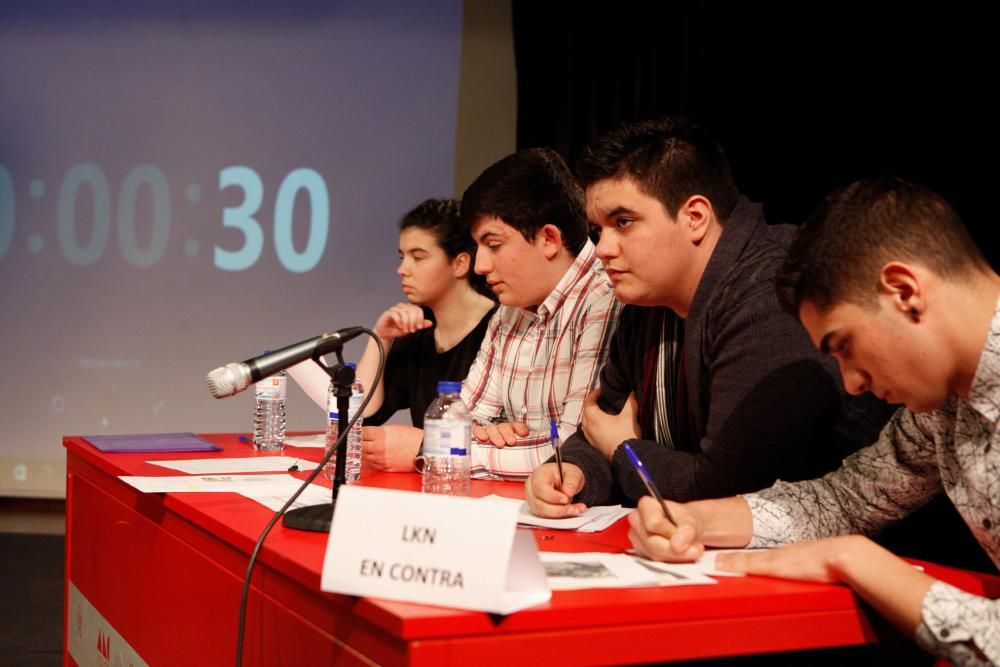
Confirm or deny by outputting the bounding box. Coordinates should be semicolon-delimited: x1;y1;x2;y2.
461;240;620;480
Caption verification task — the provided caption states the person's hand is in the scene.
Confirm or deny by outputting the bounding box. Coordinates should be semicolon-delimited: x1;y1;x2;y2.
361;425;422;472
472;420;530;447
714;535;870;584
581;388;640;460
627;496;704;562
525;463;587;518
373;303;432;340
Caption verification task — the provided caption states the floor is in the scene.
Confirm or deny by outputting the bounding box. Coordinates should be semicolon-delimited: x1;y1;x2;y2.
0;498;64;667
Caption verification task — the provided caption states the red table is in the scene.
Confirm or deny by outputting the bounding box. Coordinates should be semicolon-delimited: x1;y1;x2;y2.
63;434;996;666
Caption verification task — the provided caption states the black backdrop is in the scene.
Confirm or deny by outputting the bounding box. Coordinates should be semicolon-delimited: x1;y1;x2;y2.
513;2;996;266
512;2;997;573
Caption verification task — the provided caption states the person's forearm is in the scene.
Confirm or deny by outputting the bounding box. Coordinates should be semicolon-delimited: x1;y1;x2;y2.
469;436;557;479
384;424;424;466
689;496;754;548
356;335;391;417
835;537;931;636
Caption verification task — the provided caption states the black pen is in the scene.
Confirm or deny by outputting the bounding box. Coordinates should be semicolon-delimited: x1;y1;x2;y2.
622;441;676;524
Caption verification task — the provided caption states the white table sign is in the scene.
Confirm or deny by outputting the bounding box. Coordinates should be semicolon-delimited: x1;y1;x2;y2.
320;486;551;614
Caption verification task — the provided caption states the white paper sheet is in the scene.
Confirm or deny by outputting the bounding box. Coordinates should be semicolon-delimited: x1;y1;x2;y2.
322;486;551;614
623;548;764;577
539;552;722;589
479;494;632;533
118;473;302;494
539;552;663;590
627;553;726;583
147;456;319;474
240;482;333;512
283;434;327;448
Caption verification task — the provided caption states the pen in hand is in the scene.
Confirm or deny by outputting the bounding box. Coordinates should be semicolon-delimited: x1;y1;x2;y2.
550;419;564;489
622;441;676;525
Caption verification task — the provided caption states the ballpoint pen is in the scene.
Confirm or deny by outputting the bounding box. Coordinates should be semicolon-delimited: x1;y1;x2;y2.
550;419;564;488
622;441;676;524
488;407;508;424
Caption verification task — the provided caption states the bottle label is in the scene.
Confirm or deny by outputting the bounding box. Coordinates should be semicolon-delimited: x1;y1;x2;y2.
423;421;470;458
330;393;364;421
255;375;287;400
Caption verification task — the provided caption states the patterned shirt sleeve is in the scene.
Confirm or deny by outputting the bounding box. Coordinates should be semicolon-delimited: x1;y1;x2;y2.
745;407;944;547
914;580;1000;666
464;287;619;480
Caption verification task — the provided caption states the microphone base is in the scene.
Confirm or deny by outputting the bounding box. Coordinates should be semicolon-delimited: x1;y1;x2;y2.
282;502;335;532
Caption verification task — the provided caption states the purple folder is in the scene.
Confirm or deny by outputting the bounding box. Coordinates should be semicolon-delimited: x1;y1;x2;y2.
83;432;223;453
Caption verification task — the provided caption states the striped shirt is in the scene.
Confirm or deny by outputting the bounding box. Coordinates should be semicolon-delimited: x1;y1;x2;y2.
461;240;620;480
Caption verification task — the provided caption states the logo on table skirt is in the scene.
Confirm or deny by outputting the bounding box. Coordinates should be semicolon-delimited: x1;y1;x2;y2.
97;629;111;662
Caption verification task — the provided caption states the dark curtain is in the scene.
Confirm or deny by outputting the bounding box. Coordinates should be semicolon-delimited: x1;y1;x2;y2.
512;2;997;266
512;1;998;573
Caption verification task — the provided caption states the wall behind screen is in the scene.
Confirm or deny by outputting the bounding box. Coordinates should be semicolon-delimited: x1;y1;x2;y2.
0;0;517;497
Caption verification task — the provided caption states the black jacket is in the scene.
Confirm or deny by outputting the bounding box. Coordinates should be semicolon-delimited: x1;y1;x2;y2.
560;197;894;505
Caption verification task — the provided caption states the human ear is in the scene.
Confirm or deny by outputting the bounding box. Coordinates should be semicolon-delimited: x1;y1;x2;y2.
879;262;923;321
678;195;713;244
452;251;471;279
538;224;564;260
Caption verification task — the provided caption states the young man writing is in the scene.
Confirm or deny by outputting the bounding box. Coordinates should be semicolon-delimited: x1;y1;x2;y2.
629;178;1000;666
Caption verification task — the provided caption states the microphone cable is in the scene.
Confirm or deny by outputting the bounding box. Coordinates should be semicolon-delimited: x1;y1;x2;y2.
234;328;384;667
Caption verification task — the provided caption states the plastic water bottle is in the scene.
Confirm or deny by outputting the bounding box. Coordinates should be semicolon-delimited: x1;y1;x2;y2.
252;370;287;452
421;381;471;495
325;363;364;483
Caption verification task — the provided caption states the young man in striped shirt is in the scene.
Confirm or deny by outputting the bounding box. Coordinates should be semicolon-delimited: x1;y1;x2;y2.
458;148;621;480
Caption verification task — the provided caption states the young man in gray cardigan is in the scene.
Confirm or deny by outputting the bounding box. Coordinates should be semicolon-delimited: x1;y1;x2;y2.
526;117;892;515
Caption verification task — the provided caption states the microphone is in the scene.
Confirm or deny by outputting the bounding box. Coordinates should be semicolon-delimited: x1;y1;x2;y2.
205;327;364;398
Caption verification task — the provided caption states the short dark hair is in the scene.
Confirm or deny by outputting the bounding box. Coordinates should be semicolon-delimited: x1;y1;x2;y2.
460;148;589;255
576;116;739;221
400;198;490;296
775;177;989;314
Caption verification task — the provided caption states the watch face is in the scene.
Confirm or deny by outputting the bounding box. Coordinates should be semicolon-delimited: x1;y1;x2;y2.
413;454;426;474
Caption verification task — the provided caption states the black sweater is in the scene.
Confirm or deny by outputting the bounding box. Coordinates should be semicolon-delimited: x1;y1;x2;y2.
367;306;496;427
560;198;894;506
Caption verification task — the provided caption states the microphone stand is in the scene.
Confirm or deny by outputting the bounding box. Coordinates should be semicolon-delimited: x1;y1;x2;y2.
235;328;382;667
282;350;354;532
